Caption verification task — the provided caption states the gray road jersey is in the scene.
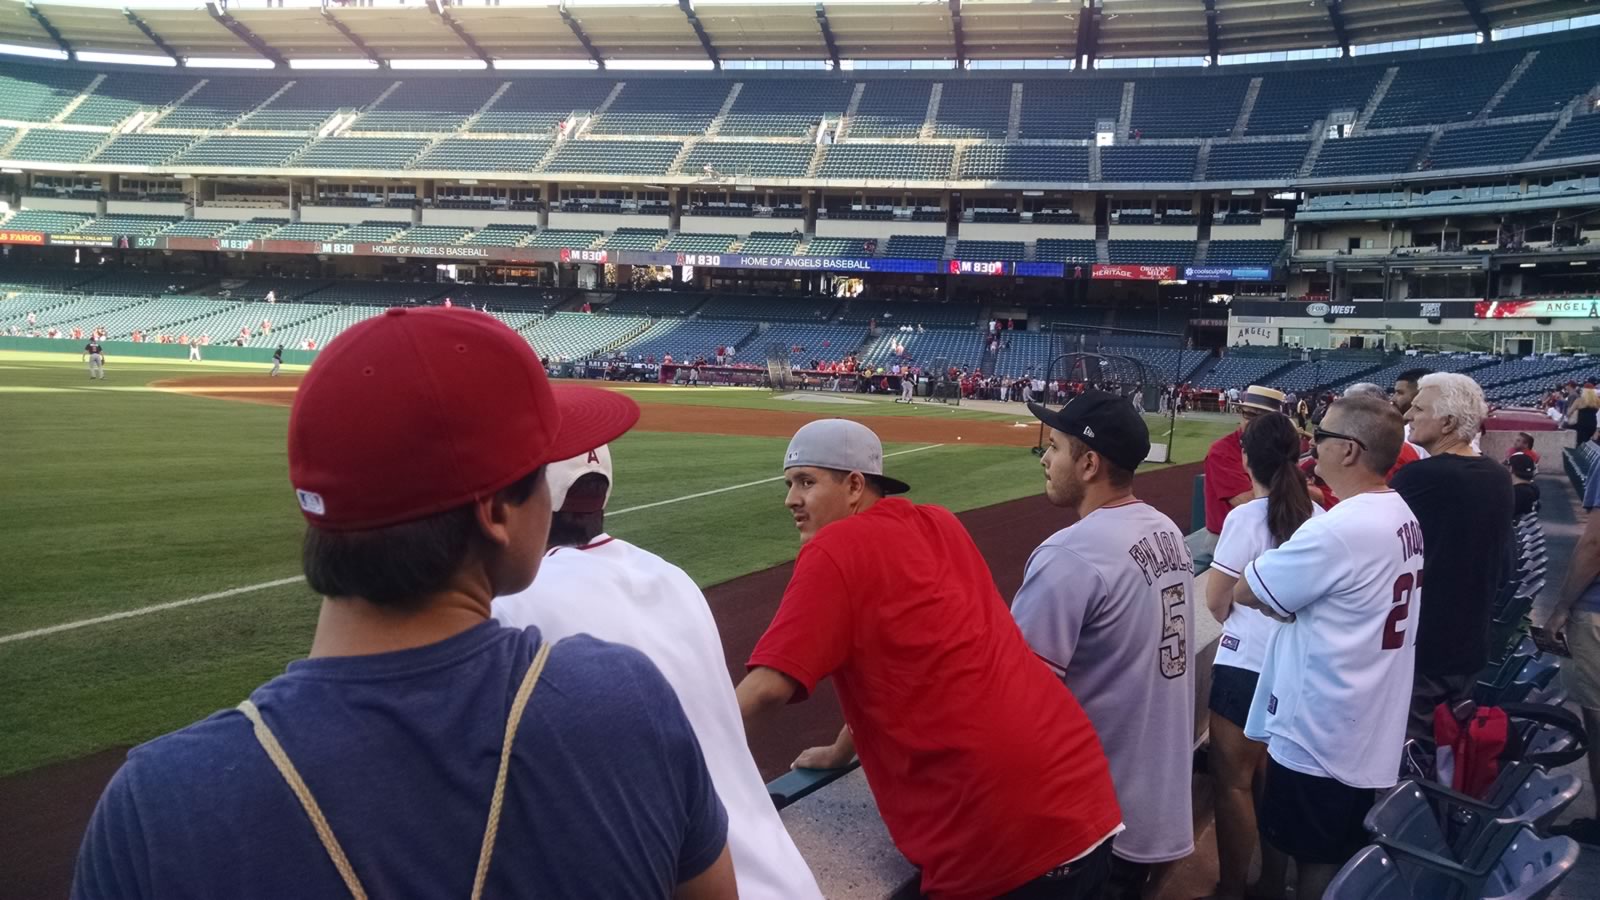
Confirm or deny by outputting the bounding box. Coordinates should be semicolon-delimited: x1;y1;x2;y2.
1012;500;1197;864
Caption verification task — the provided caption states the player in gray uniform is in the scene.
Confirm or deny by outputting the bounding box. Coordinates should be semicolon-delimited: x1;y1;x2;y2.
270;345;284;377
1013;390;1196;899
82;340;106;380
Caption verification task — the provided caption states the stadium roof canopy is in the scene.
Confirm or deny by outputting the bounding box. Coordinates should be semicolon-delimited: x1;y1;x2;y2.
0;0;1594;69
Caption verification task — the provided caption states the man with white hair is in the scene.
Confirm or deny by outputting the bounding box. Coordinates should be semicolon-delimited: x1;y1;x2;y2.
1391;372;1514;741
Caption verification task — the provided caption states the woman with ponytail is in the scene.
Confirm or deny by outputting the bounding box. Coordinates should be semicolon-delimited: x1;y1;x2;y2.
1204;412;1319;900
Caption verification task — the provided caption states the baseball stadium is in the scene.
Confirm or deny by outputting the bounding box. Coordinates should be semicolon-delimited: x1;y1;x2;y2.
3;0;1600;896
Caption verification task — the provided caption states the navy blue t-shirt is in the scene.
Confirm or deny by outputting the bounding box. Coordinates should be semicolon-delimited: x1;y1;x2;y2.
73;623;728;899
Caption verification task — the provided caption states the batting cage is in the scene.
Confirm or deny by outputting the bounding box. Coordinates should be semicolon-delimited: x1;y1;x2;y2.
765;343;797;393
1029;325;1203;464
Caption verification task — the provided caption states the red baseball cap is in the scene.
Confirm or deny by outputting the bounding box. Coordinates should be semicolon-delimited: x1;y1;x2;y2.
287;306;639;531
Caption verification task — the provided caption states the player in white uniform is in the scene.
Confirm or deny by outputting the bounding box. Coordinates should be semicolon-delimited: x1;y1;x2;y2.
1204;411;1321;900
1014;390;1195;899
492;446;822;900
1231;394;1422;900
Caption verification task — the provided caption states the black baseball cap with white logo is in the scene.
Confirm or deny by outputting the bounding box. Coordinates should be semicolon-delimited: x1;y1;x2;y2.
1028;390;1151;472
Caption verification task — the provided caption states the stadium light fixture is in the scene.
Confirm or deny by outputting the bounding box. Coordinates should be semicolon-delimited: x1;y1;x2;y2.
288;58;379;70
392;59;489;70
494;59;598;70
185;57;276;69
607;58;716;70
0;42;67;61
77;51;177;67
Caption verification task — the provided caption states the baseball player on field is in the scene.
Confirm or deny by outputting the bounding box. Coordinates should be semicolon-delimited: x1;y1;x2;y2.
1230;394;1422;900
1203;411;1319;900
492;445;822;900
270;345;284;377
1013;390;1195;900
82;339;106;380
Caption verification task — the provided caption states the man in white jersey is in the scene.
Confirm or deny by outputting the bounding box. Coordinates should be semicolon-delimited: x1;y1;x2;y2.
492;446;822;900
1014;390;1195;900
1231;394;1422;900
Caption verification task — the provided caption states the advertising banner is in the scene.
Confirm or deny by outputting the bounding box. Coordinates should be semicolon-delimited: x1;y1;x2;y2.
1092;264;1177;281
0;230;45;245
1183;266;1273;281
47;234;117;247
1475;298;1600;319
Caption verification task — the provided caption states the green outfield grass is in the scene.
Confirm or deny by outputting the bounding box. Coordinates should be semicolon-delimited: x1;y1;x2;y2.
0;353;1232;775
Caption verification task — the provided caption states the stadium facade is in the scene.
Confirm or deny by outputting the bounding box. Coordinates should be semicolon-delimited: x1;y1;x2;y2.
0;2;1598;401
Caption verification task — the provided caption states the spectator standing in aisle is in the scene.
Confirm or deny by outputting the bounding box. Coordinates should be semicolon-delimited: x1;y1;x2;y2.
1392;368;1433;456
1575;379;1600;445
1202;386;1284;552
1543;451;1600;846
1203;412;1318;900
1391;373;1512;740
1013;391;1195;900
1230;395;1422;900
738;419;1123;899
72;308;736;899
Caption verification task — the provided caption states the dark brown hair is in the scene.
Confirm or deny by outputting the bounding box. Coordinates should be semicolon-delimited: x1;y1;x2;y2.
1241;412;1313;546
303;467;543;608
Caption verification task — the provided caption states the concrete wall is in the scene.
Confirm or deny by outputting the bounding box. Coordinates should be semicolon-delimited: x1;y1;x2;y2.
1481;429;1573;470
1213;221;1287;240
422;208;541;227
196;205;276;222
678;215;774;235
958;222;1095;242
107;200;184;217
815;219;942;239
299;205;400;225
20;196;97;213
1108;224;1199;241
547;211;669;232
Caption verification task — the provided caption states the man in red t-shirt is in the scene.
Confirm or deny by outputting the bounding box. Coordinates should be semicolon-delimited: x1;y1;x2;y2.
737;419;1122;899
1203;385;1284;539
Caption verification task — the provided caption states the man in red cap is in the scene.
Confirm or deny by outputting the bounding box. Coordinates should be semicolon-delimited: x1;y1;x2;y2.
73;308;736;900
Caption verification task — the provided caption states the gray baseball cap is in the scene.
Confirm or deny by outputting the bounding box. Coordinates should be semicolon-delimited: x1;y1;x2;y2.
783;419;911;495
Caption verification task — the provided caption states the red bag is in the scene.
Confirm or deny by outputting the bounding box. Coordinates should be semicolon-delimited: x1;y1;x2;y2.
1433;704;1510;799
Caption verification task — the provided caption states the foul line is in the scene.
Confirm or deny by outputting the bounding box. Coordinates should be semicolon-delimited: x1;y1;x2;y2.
0;576;306;646
0;443;945;645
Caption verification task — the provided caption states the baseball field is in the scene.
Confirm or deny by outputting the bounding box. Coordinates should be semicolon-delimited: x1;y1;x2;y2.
0;347;1232;895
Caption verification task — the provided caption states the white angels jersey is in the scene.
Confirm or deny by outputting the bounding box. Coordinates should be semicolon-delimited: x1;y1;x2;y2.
1243;489;1423;789
1012;499;1196;864
1210;498;1324;673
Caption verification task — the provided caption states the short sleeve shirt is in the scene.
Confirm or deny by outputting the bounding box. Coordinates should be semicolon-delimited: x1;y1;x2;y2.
1012;500;1196;864
1243;491;1423;789
748;499;1122;899
1210;498;1323;673
73;624;727;900
1204;431;1251;534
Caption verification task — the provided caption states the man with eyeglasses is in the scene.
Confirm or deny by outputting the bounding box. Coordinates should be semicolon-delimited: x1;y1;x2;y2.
1228;395;1422;900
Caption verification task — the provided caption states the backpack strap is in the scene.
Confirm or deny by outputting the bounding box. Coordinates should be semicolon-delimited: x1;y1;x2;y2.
471;639;552;900
237;698;369;900
238;638;554;900
1498;702;1590;769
